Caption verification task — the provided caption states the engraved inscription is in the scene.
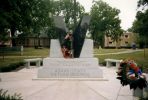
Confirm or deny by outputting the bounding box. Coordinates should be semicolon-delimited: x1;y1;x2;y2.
44;60;95;67
49;68;89;77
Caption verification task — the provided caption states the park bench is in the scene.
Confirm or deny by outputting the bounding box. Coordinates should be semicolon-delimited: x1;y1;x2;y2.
105;58;123;68
24;58;42;68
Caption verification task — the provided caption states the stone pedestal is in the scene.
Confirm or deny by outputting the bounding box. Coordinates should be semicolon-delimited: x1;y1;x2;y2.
38;58;103;78
50;39;63;58
80;39;93;58
37;39;103;79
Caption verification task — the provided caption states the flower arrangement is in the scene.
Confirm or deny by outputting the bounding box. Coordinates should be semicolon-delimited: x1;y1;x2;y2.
116;59;147;90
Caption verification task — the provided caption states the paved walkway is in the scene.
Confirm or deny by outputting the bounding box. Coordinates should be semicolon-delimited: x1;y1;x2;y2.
94;49;142;55
0;67;139;100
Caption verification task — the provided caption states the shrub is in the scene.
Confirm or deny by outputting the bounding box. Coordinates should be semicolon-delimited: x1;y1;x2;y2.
0;89;23;100
0;62;25;72
100;61;106;66
139;97;148;100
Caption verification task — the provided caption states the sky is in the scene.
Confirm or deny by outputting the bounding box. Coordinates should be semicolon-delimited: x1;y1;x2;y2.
77;0;138;30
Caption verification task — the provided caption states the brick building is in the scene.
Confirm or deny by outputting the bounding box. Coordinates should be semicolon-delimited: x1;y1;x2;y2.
104;32;137;48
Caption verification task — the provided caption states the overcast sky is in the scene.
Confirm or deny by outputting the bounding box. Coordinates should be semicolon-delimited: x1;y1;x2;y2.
77;0;138;30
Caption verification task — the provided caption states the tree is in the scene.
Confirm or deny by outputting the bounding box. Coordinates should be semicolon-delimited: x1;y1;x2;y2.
30;0;52;47
107;28;124;48
130;0;148;57
0;0;52;46
0;0;86;47
52;0;85;30
136;0;148;39
90;0;122;48
0;0;32;46
132;10;148;47
138;0;148;8
0;30;10;46
131;0;148;48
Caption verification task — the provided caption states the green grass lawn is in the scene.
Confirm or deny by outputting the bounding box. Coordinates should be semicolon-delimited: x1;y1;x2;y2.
94;48;128;54
95;49;148;72
22;48;49;56
0;48;148;72
0;47;49;67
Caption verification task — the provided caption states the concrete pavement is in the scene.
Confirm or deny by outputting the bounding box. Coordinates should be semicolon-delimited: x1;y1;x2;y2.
0;67;139;100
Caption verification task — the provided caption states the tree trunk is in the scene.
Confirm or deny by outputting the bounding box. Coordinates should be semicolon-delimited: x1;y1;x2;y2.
144;37;147;58
38;33;41;47
73;0;77;28
115;41;118;49
115;39;120;49
10;26;16;46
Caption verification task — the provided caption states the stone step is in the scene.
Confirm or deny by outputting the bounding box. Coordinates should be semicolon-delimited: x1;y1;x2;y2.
33;77;108;81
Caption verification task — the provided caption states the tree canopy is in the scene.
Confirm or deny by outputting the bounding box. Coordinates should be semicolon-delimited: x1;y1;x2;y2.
138;0;148;8
0;0;85;46
52;0;85;30
132;10;148;36
131;0;148;47
90;0;122;47
0;0;52;46
1;0;124;48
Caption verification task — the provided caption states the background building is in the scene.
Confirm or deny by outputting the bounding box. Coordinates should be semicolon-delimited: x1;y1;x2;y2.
104;32;137;48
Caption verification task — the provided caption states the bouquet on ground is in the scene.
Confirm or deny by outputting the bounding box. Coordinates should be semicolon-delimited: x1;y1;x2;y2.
116;59;147;90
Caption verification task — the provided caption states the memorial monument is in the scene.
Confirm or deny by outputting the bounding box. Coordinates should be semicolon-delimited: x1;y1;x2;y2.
37;16;103;79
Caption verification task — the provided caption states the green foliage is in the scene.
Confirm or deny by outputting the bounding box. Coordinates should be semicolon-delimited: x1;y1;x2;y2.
132;10;148;47
131;0;148;47
90;0;122;47
133;10;148;35
0;62;24;72
96;49;148;72
138;0;148;8
0;0;86;46
0;0;53;46
139;97;148;100
0;89;22;100
117;61;147;90
0;47;49;68
0;30;10;45
52;0;85;30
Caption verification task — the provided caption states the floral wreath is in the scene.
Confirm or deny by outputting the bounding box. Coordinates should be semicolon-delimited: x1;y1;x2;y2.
116;59;147;90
